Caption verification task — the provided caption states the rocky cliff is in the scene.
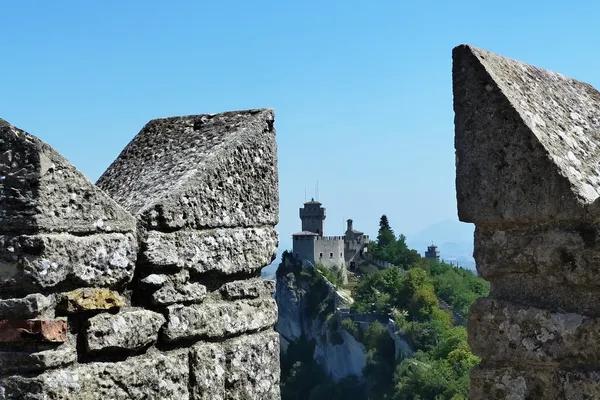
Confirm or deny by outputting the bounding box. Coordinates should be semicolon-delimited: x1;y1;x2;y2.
275;260;366;381
0;109;281;400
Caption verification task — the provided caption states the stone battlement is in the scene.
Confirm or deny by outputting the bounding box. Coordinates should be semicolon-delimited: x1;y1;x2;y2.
454;45;600;399
0;109;281;399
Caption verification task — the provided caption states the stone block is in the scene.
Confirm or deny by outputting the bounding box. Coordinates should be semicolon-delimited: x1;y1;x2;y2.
190;330;280;400
85;309;165;353
224;330;280;400
220;278;276;300
0;332;76;374
469;297;600;365
0;120;136;234
0;319;67;343
475;225;600;285
453;44;600;224
489;274;600;317
0;293;55;319
0;349;189;399
190;343;226;400
162;297;277;342
142;227;278;275
57;288;125;314
151;282;207;306
96;109;278;229
0;233;137;292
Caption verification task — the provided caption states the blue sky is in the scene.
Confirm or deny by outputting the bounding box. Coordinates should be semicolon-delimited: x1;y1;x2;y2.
2;1;600;253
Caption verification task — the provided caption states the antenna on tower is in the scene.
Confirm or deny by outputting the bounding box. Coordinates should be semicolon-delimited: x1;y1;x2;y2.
304;188;307;202
316;180;320;201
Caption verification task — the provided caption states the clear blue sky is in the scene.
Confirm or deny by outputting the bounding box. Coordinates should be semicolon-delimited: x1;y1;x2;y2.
2;1;600;252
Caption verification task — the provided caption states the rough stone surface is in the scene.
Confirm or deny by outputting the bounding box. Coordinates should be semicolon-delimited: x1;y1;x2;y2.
224;330;280;400
0;293;55;319
0;233;137;292
190;330;280;400
0;333;76;374
220;278;276;300
469;298;600;366
0;349;189;399
190;343;226;400
454;44;600;399
151;281;207;306
142;227;278;275
85;309;165;353
163;297;278;341
96;109;278;229
0;120;136;234
0;319;67;343
453;44;600;224
57;287;125;314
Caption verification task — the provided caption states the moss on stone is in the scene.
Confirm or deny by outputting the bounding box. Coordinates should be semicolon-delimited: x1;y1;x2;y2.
58;288;125;314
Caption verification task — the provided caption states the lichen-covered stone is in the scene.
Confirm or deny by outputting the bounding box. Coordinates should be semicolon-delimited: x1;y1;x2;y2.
96;109;278;230
162;297;277;342
189;330;280;400
151;282;207;306
190;343;226;400
0;333;76;374
453;44;600;225
0;348;189;399
0;233;137;292
468;298;600;365
85;309;165;353
58;288;125;314
142;227;278;275
0;120;136;234
220;278;276;300
0;293;55;319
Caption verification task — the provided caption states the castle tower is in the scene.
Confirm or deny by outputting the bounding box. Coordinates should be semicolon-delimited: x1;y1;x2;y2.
299;198;326;236
425;243;440;262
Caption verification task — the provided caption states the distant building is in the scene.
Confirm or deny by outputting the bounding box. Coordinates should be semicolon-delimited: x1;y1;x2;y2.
292;200;369;269
425;244;440;262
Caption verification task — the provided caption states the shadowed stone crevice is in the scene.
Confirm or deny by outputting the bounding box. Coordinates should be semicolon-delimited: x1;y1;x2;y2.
454;44;600;399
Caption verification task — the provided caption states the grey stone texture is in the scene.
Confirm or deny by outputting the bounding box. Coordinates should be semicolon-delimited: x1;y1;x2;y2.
85;309;165;353
190;330;280;400
454;44;600;399
0;120;135;235
96;109;278;230
142;227;278;275
0;293;55;319
0;109;280;399
163;297;278;341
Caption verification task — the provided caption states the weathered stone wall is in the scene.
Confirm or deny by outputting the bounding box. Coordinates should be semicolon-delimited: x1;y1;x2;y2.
454;45;600;399
0;109;280;399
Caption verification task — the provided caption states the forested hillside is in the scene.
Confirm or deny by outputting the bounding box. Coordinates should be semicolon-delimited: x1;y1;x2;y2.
278;215;489;400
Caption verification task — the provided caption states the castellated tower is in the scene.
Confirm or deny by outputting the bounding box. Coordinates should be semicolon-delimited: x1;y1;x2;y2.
299;199;326;236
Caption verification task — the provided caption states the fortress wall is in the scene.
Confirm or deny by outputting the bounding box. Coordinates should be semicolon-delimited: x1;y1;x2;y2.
0;109;280;400
314;238;345;268
454;45;600;399
293;236;316;265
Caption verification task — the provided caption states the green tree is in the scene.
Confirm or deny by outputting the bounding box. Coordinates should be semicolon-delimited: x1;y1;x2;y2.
377;215;396;247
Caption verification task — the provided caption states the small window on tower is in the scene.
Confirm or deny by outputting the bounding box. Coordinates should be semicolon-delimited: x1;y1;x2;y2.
329;252;333;258
319;253;323;258
340;252;343;257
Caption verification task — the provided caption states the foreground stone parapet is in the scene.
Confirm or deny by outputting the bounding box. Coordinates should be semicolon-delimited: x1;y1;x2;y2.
0;109;280;399
97;109;278;230
454;44;600;398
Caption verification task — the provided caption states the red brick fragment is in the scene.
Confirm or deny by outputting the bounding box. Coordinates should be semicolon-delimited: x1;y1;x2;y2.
0;319;67;343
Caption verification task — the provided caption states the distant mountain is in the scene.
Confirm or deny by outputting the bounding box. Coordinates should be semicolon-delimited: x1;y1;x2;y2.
406;220;476;271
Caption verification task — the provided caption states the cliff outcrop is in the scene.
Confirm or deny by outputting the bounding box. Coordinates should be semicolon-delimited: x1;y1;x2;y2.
0;109;280;399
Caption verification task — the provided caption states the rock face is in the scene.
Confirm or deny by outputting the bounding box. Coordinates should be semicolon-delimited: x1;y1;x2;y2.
453;45;600;399
0;109;280;399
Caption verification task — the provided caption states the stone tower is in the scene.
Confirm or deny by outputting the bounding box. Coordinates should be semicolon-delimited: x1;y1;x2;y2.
299;199;326;236
425;244;440;262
